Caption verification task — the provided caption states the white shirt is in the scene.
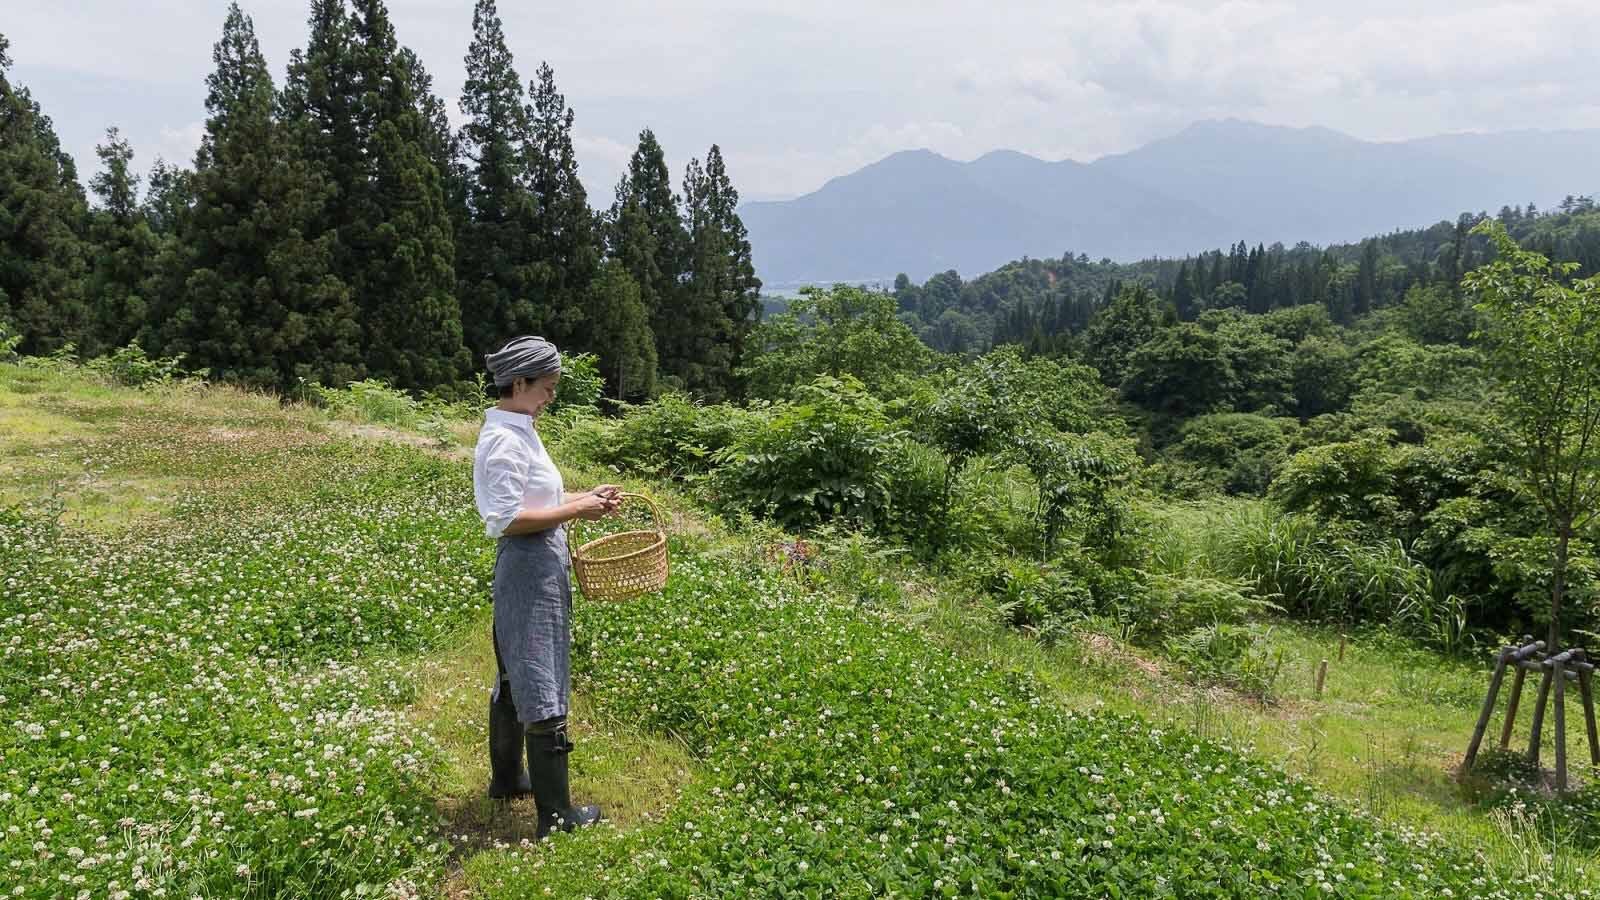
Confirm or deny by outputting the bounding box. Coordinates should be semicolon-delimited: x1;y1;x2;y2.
473;408;566;540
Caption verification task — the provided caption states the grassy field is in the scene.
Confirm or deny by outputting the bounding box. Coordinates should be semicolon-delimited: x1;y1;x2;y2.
3;359;1595;897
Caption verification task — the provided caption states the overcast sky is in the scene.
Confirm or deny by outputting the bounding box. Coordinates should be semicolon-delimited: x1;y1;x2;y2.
8;0;1599;204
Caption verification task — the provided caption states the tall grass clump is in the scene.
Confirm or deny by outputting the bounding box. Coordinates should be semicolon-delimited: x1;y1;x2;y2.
1212;504;1472;650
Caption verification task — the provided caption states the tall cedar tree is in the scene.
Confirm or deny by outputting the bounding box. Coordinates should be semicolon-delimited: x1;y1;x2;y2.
455;0;542;357
0;32;91;354
85;127;159;354
346;0;469;389
141;158;193;238
584;260;657;401
401;48;468;245
677;145;761;399
525;62;600;350
608;129;684;357
150;3;361;389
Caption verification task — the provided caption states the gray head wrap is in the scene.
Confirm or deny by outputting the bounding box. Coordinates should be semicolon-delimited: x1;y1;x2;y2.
485;336;562;388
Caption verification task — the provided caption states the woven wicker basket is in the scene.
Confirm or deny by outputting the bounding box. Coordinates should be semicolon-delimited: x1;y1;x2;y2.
570;492;669;601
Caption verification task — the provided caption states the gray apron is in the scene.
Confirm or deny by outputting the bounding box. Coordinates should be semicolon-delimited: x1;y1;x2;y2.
491;526;572;725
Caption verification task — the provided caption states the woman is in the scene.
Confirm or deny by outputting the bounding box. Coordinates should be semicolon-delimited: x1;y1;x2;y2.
472;335;619;838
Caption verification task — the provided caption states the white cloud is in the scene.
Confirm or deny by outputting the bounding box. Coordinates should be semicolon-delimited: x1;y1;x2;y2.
8;0;1600;200
155;122;206;169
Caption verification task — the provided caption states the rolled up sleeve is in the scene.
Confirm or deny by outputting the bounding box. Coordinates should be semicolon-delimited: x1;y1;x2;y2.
474;431;530;539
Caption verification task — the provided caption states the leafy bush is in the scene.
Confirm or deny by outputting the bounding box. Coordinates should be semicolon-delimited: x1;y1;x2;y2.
1170;412;1299;496
309;377;422;428
710;375;900;531
1167;623;1285;700
0;318;21;361
879;438;947;551
1211;506;1479;650
585;392;756;482
83;341;202;387
1010;429;1143;562
985;557;1092;643
551;350;604;416
740;284;931;400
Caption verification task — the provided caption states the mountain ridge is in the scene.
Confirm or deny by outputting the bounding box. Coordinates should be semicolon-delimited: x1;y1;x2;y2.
741;120;1600;285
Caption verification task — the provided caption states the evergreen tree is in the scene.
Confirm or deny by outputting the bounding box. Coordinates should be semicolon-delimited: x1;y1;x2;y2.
84;127;159;353
608;128;686;362
454;0;541;356
401;48;467;241
141;158;193;237
1172;261;1197;321
149;3;360;389
0;32;90;354
525;61;599;349
676;145;760;399
345;0;468;388
1354;238;1379;318
583;260;656;402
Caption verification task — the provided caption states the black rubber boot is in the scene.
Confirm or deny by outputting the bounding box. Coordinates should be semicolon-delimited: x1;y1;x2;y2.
486;685;532;799
526;724;602;838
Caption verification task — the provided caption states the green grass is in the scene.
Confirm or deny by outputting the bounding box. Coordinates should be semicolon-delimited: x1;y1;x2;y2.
872;497;1600;889
5;360;1596;897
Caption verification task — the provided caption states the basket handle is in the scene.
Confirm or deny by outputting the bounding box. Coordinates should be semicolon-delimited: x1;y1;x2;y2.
568;491;664;543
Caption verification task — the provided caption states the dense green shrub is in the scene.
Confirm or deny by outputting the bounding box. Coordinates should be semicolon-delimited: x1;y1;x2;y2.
581;391;756;482
1170;412;1299;496
82;340;201;387
710;375;900;531
740;284;932;400
879;438;947;551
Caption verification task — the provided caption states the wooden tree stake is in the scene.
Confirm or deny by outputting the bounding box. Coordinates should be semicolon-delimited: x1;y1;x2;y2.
1314;659;1328;699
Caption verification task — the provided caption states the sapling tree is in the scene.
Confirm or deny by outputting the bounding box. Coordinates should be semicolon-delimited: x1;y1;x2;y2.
1463;221;1600;651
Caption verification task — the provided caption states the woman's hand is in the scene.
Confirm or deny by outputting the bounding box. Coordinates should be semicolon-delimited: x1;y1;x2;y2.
570;492;613;521
591;485;623;514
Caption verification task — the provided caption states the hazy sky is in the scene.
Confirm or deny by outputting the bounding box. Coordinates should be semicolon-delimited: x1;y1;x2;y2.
8;0;1599;204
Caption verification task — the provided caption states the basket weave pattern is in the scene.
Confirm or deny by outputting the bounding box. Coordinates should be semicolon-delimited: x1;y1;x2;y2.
570;493;669;602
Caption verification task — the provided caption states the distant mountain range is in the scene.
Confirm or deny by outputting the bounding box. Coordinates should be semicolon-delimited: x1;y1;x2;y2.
739;119;1600;285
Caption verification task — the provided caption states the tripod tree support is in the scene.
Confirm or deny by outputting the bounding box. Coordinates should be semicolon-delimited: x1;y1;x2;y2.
1464;640;1599;794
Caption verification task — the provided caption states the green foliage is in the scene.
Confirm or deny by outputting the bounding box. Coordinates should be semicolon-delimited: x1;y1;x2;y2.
740;284;930;400
1399;282;1476;345
1010;429;1143;561
1466;220;1600;648
1167;623;1285;700
550;350;604;417
149;4;364;392
584;391;754;482
1211;506;1476;650
0;32;91;356
582;259;657;402
1082;283;1165;386
83;341;202;388
609;128;689;378
0;318;21;361
669;145;761;401
710;375;898;531
454;0;542;358
524;60;601;353
1170;412;1299;496
1290;334;1357;420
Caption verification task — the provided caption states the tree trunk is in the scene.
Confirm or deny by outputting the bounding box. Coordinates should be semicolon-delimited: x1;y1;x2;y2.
1550;524;1571;653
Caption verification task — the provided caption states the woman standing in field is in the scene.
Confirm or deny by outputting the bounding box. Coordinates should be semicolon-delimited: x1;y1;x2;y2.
472;335;619;838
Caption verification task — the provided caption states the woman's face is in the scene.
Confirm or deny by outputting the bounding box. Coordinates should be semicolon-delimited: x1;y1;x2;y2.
521;373;560;416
